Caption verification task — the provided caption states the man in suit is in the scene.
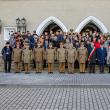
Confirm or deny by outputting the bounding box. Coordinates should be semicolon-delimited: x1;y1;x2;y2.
1;42;13;73
97;43;107;73
88;42;97;73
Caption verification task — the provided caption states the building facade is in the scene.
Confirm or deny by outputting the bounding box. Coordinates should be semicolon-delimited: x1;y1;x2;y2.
0;0;110;52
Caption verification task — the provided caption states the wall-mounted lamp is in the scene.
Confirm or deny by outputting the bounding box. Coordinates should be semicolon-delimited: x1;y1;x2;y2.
16;17;27;32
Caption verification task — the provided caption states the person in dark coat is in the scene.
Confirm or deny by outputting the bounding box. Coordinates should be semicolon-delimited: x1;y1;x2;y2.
74;41;80;69
28;34;35;50
88;42;96;73
85;40;91;68
97;43;107;73
1;42;13;73
57;31;64;47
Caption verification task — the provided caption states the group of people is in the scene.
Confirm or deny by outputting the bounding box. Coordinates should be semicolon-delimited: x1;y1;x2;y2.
1;29;110;73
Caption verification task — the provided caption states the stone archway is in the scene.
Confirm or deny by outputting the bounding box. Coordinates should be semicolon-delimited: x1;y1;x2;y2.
75;16;108;34
36;16;68;36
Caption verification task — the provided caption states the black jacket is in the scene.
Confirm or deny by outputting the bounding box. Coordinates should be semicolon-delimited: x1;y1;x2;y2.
1;46;13;60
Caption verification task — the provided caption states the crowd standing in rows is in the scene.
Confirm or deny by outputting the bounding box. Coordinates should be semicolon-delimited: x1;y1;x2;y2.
1;29;110;73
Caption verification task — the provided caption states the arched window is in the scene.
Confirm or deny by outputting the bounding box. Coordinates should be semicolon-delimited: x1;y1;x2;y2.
36;16;68;36
75;16;108;34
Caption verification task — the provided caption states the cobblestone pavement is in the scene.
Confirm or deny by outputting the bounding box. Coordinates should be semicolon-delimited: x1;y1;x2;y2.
0;87;110;110
0;72;110;86
0;73;110;110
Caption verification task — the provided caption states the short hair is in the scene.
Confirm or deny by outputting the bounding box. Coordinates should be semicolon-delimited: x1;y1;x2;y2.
6;42;10;45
